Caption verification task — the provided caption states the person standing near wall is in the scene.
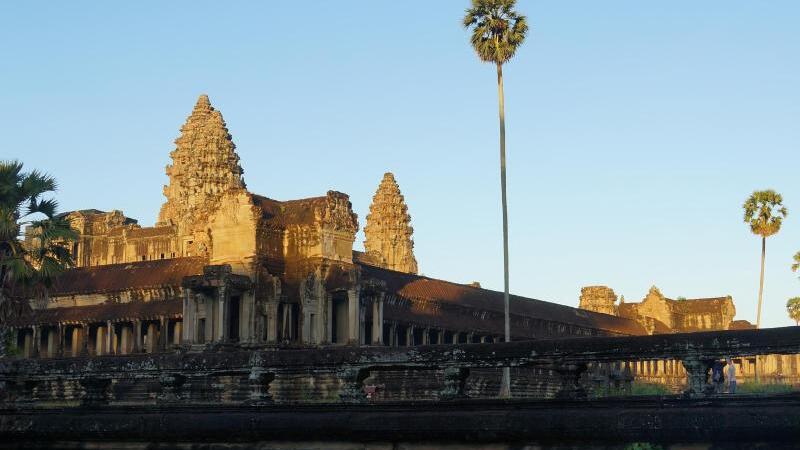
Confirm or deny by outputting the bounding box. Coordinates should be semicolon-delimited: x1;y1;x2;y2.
726;357;737;394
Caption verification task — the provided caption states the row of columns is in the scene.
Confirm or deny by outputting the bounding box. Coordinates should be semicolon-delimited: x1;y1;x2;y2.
12;318;181;359
380;322;498;347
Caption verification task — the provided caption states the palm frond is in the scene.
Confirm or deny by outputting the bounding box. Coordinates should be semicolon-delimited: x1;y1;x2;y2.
463;0;528;65
743;189;787;237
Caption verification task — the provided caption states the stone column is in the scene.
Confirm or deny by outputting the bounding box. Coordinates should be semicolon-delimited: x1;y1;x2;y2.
266;302;279;343
173;321;182;345
32;326;40;358
437;330;444;345
325;294;333;344
120;325;130;355
146;322;157;353
388;322;397;346
359;306;366;345
42;328;53;357
56;323;64;358
182;288;194;343
371;294;384;345
158;317;168;350
106;321;113;355
317;293;328;344
451;332;459;344
217;286;227;342
133;320;142;353
347;288;360;345
70;327;80;357
95;326;105;356
79;324;89;356
406;325;415;346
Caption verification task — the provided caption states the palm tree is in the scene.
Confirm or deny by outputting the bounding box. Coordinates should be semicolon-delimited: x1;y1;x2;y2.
742;190;787;329
463;0;528;398
792;251;800;277
787;298;800;325
0;160;76;355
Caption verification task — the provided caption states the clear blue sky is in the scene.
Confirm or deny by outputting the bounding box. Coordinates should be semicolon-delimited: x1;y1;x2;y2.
3;1;798;327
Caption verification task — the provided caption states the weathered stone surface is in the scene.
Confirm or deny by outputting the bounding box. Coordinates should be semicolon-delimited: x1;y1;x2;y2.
158;94;246;236
364;173;418;274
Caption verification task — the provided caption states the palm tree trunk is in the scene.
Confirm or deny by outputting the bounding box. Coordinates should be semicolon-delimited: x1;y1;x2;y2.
497;62;512;399
756;236;766;329
755;236;766;384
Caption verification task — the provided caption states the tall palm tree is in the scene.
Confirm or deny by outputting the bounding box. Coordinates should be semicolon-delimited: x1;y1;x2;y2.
0;160;76;355
743;190;787;329
787;297;800;326
463;0;528;398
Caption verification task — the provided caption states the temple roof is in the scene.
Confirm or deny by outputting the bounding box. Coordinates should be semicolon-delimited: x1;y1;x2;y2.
359;263;646;336
8;299;182;327
37;257;206;297
252;191;357;232
253;194;327;227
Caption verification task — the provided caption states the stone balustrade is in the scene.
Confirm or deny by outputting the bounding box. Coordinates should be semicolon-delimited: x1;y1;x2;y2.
2;326;799;407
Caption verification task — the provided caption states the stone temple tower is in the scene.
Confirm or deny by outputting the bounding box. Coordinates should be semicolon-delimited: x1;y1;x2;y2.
579;286;618;316
364;172;418;274
158;94;246;232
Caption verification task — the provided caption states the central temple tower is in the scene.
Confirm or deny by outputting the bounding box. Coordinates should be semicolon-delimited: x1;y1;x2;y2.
158;94;246;232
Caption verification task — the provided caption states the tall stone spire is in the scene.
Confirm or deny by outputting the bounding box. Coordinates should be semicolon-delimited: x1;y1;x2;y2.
363;172;418;274
158;94;245;228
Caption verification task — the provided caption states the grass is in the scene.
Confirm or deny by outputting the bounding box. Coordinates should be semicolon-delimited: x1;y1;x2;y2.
629;382;673;396
737;382;796;394
591;381;674;398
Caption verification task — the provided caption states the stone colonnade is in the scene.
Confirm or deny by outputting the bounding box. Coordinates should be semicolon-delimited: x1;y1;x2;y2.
12;317;182;359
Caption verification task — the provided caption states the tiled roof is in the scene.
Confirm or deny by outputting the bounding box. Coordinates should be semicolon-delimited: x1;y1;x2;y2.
359;263;645;336
39;257;206;297
9;299;182;326
729;319;756;330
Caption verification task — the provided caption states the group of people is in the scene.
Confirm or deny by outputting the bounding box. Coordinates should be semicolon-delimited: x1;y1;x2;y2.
711;357;737;394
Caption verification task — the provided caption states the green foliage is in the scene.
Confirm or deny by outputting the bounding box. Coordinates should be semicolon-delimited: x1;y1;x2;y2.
0;160;77;323
792;251;800;276
675;296;687;301
787;297;800;325
737;382;795;394
1;329;20;356
743;189;787;238
591;381;673;398
629;382;672;396
463;0;528;65
624;444;664;450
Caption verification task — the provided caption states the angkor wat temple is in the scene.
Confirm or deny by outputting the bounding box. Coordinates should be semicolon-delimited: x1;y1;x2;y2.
11;95;793;389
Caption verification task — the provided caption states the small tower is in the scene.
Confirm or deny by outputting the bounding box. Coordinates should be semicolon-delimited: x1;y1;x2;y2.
363;172;418;274
158;94;245;230
579;286;618;316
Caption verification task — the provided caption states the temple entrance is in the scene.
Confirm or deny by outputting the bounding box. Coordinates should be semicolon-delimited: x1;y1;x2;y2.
227;295;240;342
331;293;348;344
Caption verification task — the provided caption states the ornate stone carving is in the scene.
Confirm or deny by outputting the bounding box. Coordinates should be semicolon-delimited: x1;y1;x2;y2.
363;173;418;274
320;191;359;234
158;94;246;235
579;286;618;316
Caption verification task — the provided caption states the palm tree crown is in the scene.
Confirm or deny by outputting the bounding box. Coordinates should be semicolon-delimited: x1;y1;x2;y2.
743;189;787;237
0;160;76;309
787;297;800;325
792;251;800;275
463;0;528;65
